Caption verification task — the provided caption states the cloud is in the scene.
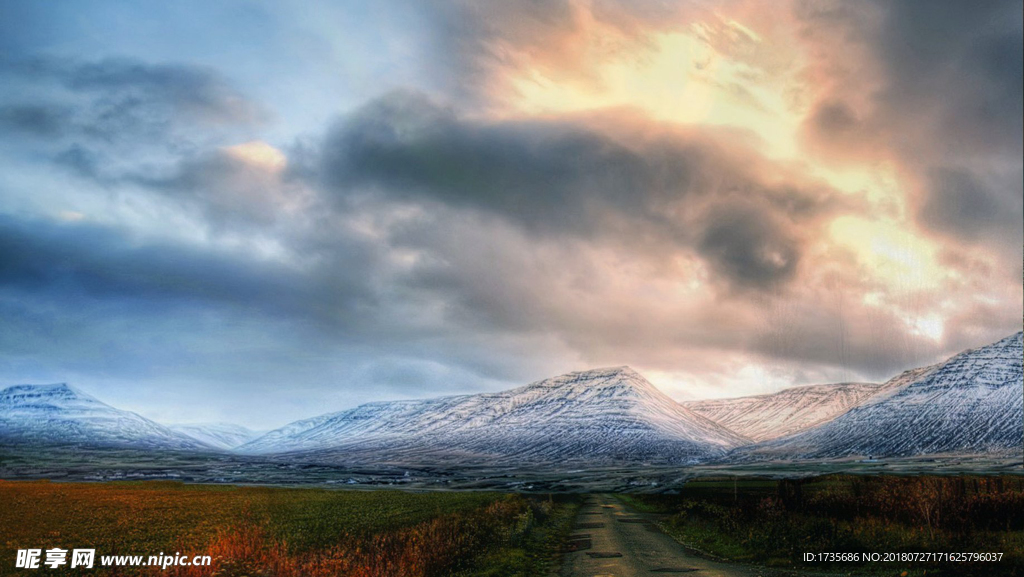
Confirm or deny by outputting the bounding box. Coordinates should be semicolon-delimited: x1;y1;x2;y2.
0;104;71;136
0;215;341;318
64;58;263;125
697;200;800;290
5;85;986;398
320;90;838;291
0;1;1018;427
796;0;1022;262
0;208;573;425
920;168;1023;247
408;0;708;104
0;56;264;159
0;86;916;410
870;0;1022;159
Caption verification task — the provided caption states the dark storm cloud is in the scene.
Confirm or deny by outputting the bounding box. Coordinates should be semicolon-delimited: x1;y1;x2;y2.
0;194;554;388
0;214;374;325
808;101;858;138
920;168;1024;247
321;91;835;290
697;202;799;290
871;0;1023;157
801;0;1022;157
875;0;1023;261
64;59;262;125
0;56;262;145
321;91;668;234
0;211;553;421
799;0;1022;262
0;104;71;136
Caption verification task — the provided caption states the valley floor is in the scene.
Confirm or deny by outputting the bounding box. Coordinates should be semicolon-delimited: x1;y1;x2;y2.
2;475;1022;576
0;480;578;577
622;476;1024;577
1;445;1021;492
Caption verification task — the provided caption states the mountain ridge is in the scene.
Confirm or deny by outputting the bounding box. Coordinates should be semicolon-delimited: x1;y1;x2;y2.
739;331;1023;459
237;366;750;464
0;382;212;451
166;422;264;450
3;332;1020;465
685;381;891;442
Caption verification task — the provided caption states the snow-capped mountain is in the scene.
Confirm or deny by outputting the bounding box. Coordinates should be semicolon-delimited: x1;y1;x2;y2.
685;381;895;442
743;332;1023;459
167;422;262;450
5;333;1019;467
238;366;749;464
0;383;211;451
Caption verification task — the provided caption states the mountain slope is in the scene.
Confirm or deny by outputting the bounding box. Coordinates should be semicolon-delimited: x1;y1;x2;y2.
0;383;211;451
686;381;896;442
239;366;749;464
167;422;262;450
743;332;1023;459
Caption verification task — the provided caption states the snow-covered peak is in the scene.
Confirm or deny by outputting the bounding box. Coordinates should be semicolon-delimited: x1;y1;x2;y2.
1;383;212;451
1;383;112;414
3;382;76;395
685;381;888;442
508;365;667;404
995;331;1023;348
2;382;101;403
744;331;1023;458
239;366;748;462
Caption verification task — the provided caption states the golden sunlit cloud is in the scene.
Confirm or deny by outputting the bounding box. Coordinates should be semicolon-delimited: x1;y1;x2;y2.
223;140;288;172
502;10;914;213
508;19;806;158
828;215;944;292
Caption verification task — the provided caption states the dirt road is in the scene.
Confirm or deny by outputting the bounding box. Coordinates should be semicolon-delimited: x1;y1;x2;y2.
558;494;769;577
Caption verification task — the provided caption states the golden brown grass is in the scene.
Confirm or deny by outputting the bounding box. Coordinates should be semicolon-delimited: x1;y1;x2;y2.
0;480;522;576
159;498;531;577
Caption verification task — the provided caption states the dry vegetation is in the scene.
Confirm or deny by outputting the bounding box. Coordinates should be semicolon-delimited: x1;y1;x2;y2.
0;480;578;577
625;475;1024;576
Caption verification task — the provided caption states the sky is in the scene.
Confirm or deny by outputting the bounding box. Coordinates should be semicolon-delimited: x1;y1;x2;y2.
0;0;1021;429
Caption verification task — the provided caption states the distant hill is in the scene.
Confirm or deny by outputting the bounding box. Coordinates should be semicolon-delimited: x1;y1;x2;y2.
167;422;263;450
685;381;892;442
741;332;1023;459
4;332;1020;466
0;383;211;451
238;366;749;465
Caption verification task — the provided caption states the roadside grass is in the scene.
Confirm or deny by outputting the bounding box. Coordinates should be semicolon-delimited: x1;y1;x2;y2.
625;475;1024;576
0;480;576;576
460;494;582;577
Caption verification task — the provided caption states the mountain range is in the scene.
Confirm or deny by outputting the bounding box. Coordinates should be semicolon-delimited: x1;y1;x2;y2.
684;381;896;442
237;366;748;465
740;331;1023;459
0;383;210;451
1;331;1021;466
166;422;264;451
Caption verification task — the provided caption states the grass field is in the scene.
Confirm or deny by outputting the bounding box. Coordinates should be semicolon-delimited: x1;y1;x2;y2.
0;480;580;576
623;475;1024;576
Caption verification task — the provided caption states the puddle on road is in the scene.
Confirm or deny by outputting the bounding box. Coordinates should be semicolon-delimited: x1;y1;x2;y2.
565;535;592;552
